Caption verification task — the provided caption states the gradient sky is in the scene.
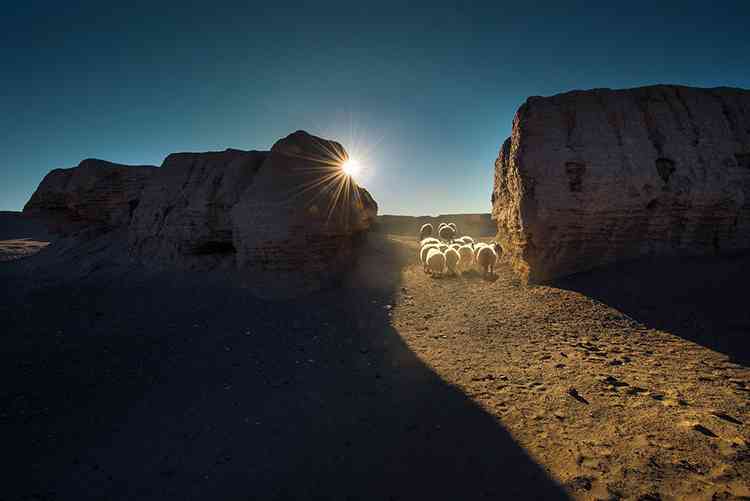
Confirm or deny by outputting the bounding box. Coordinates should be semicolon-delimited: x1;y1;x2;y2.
2;1;749;215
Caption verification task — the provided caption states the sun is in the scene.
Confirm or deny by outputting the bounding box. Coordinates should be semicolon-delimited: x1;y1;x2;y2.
341;158;361;178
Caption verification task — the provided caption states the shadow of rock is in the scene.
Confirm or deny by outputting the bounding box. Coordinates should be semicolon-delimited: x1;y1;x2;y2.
2;231;568;500
552;253;750;366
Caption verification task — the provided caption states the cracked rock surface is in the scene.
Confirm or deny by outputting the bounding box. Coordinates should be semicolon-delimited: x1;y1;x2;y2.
492;85;750;283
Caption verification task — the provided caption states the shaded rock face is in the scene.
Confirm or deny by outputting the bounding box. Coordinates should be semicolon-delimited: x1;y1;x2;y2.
232;131;378;298
128;149;268;267
23;159;156;229
492;85;750;283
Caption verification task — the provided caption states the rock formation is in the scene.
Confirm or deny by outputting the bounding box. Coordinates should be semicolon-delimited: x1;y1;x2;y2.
23;131;378;298
128;149;268;267
492;85;750;283
23;159;156;229
231;131;377;297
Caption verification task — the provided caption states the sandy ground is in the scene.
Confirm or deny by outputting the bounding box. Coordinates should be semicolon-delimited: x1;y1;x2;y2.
391;236;750;500
2;213;749;500
0;239;50;261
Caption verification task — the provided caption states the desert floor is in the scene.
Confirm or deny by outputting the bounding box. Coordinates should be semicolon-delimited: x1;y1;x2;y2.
2;213;749;500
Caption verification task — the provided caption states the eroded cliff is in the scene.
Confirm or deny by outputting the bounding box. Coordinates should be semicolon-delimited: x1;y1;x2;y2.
492;85;750;282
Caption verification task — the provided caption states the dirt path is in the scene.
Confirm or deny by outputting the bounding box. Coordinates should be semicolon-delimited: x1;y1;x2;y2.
389;235;750;500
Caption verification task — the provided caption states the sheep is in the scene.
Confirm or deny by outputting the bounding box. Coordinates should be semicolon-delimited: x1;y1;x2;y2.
419;223;433;241
445;247;460;275
458;244;474;271
459;236;474;245
420;237;440;247
438;224;455;242
425;247;446;276
447;222;457;234
476;243;500;277
419;243;440;272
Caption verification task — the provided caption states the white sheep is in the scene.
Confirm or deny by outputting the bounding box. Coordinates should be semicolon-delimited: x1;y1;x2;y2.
419;243;439;272
476;243;500;277
447;222;457;234
425;247;446;276
459;235;474;245
420;237;440;247
445;247;460;275
438;224;455;242
419;223;433;241
458;244;474;271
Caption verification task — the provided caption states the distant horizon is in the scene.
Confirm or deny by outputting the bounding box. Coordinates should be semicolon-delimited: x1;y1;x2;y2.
3;1;749;215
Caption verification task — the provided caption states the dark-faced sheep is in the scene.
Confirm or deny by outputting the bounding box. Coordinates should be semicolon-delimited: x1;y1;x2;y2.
419;223;433;241
438;224;455;242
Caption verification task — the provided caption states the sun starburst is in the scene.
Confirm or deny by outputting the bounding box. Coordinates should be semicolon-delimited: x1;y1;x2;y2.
341;158;361;178
279;125;381;230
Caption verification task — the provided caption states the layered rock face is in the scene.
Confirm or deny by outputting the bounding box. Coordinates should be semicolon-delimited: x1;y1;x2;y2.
24;130;378;298
23;159;156;228
128;149;268;267
492;85;750;283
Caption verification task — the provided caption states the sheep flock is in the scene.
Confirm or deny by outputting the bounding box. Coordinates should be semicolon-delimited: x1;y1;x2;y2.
418;222;501;278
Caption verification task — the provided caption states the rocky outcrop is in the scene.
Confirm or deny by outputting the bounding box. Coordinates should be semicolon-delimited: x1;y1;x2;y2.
128;149;268;267
232;131;378;298
492;85;750;283
23;131;377;298
23;159;156;228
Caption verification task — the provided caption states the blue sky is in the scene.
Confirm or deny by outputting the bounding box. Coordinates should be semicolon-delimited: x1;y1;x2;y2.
2;1;749;215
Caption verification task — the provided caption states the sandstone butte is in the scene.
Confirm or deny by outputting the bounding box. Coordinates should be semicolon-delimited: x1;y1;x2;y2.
23;130;378;299
492;84;750;283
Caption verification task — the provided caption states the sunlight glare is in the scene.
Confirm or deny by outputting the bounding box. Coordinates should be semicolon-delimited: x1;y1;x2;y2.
341;158;361;178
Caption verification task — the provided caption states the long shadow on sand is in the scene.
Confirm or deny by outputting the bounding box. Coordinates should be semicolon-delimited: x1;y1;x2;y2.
553;253;750;366
3;233;569;500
